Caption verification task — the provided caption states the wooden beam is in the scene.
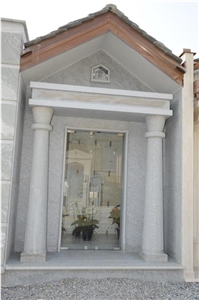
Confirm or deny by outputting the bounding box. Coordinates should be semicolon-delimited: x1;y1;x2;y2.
20;12;183;85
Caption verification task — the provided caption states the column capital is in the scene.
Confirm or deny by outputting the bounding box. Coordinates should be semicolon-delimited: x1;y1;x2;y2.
32;106;53;125
145;115;166;132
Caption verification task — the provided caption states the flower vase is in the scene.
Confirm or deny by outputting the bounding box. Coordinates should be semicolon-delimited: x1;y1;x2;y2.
82;227;93;241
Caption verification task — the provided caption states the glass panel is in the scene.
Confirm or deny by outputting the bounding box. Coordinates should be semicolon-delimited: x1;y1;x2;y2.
61;130;123;250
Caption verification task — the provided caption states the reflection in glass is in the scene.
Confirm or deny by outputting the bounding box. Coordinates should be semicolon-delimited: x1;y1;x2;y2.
61;131;123;250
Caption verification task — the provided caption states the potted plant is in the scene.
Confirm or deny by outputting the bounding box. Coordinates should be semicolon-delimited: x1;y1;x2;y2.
71;205;99;241
108;205;120;239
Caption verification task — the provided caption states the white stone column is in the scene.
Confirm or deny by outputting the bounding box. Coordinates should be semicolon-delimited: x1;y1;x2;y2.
20;106;53;262
140;115;168;262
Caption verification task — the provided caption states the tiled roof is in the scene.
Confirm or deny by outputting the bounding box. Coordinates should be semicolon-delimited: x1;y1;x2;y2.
24;4;182;63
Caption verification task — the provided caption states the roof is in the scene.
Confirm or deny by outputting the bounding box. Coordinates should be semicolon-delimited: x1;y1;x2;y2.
194;58;199;71
21;4;185;87
24;4;182;64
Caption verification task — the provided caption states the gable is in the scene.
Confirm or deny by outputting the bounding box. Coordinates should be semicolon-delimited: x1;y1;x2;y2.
41;50;153;92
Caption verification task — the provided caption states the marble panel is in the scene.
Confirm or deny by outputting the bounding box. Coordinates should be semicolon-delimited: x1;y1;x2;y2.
1;224;7;266
6;182;19;260
2;269;183;287
164;88;182;263
11;104;25;182
6;103;25;258
1;182;11;223
1;102;17;140
1;67;19;101
1;141;14;180
125;122;147;252
1;32;21;65
14;108;34;251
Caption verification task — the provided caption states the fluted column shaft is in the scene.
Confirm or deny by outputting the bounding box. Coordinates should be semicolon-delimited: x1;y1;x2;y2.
20;107;53;262
140;115;168;262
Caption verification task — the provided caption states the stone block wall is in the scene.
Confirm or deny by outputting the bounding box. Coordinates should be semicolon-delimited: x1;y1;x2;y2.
1;19;28;271
164;88;182;263
15;106;147;253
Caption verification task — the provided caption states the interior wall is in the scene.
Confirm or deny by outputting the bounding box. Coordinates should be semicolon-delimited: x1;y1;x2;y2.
164;88;182;263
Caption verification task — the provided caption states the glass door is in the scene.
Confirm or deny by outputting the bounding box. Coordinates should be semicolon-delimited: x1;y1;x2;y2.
61;130;123;250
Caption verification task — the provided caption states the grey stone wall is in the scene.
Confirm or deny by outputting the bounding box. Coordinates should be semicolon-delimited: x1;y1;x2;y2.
41;50;153;92
164;89;182;263
14;49;178;257
15;103;147;253
1;19;28;270
15;49;150;253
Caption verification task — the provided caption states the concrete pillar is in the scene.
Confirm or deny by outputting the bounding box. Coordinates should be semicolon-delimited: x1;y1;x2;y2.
140;115;168;262
180;49;195;281
20;106;53;262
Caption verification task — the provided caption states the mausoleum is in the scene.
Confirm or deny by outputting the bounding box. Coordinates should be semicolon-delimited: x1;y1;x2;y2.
1;4;199;286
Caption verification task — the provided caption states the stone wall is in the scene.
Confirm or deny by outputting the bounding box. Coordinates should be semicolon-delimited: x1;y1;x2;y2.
15;49;151;253
164;88;182;263
15;101;147;253
1;19;28;271
194;71;199;274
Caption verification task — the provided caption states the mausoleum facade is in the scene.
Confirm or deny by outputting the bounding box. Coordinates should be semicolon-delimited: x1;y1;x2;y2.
1;4;199;286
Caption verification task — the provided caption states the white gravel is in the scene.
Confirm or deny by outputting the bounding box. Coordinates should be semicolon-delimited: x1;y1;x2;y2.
1;278;199;300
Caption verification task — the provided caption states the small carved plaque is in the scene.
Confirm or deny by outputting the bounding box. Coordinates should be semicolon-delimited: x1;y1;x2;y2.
91;65;110;83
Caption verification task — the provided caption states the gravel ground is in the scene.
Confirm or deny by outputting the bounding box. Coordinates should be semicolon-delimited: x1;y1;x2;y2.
1;279;199;300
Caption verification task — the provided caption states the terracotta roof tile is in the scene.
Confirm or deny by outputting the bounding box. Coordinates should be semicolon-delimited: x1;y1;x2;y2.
24;4;182;63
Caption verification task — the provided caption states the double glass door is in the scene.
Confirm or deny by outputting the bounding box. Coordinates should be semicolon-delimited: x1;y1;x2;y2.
61;130;123;250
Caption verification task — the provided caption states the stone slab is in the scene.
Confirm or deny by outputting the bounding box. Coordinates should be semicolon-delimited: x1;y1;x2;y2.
139;251;168;262
1;224;7;267
2;251;184;286
1;141;13;180
1;102;16;140
20;252;46;263
1;269;184;287
1;32;21;65
1;182;11;223
1;67;19;101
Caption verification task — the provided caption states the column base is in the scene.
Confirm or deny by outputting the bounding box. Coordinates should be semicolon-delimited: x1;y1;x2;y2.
20;252;46;263
184;270;196;282
139;250;168;262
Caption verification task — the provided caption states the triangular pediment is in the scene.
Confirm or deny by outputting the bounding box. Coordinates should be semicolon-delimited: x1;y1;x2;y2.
41;50;153;92
20;4;184;93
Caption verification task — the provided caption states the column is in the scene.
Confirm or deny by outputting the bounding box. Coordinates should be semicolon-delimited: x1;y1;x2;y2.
20;106;53;262
140;115;168;262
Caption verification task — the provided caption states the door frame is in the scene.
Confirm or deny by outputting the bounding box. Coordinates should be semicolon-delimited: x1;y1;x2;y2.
58;126;128;252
